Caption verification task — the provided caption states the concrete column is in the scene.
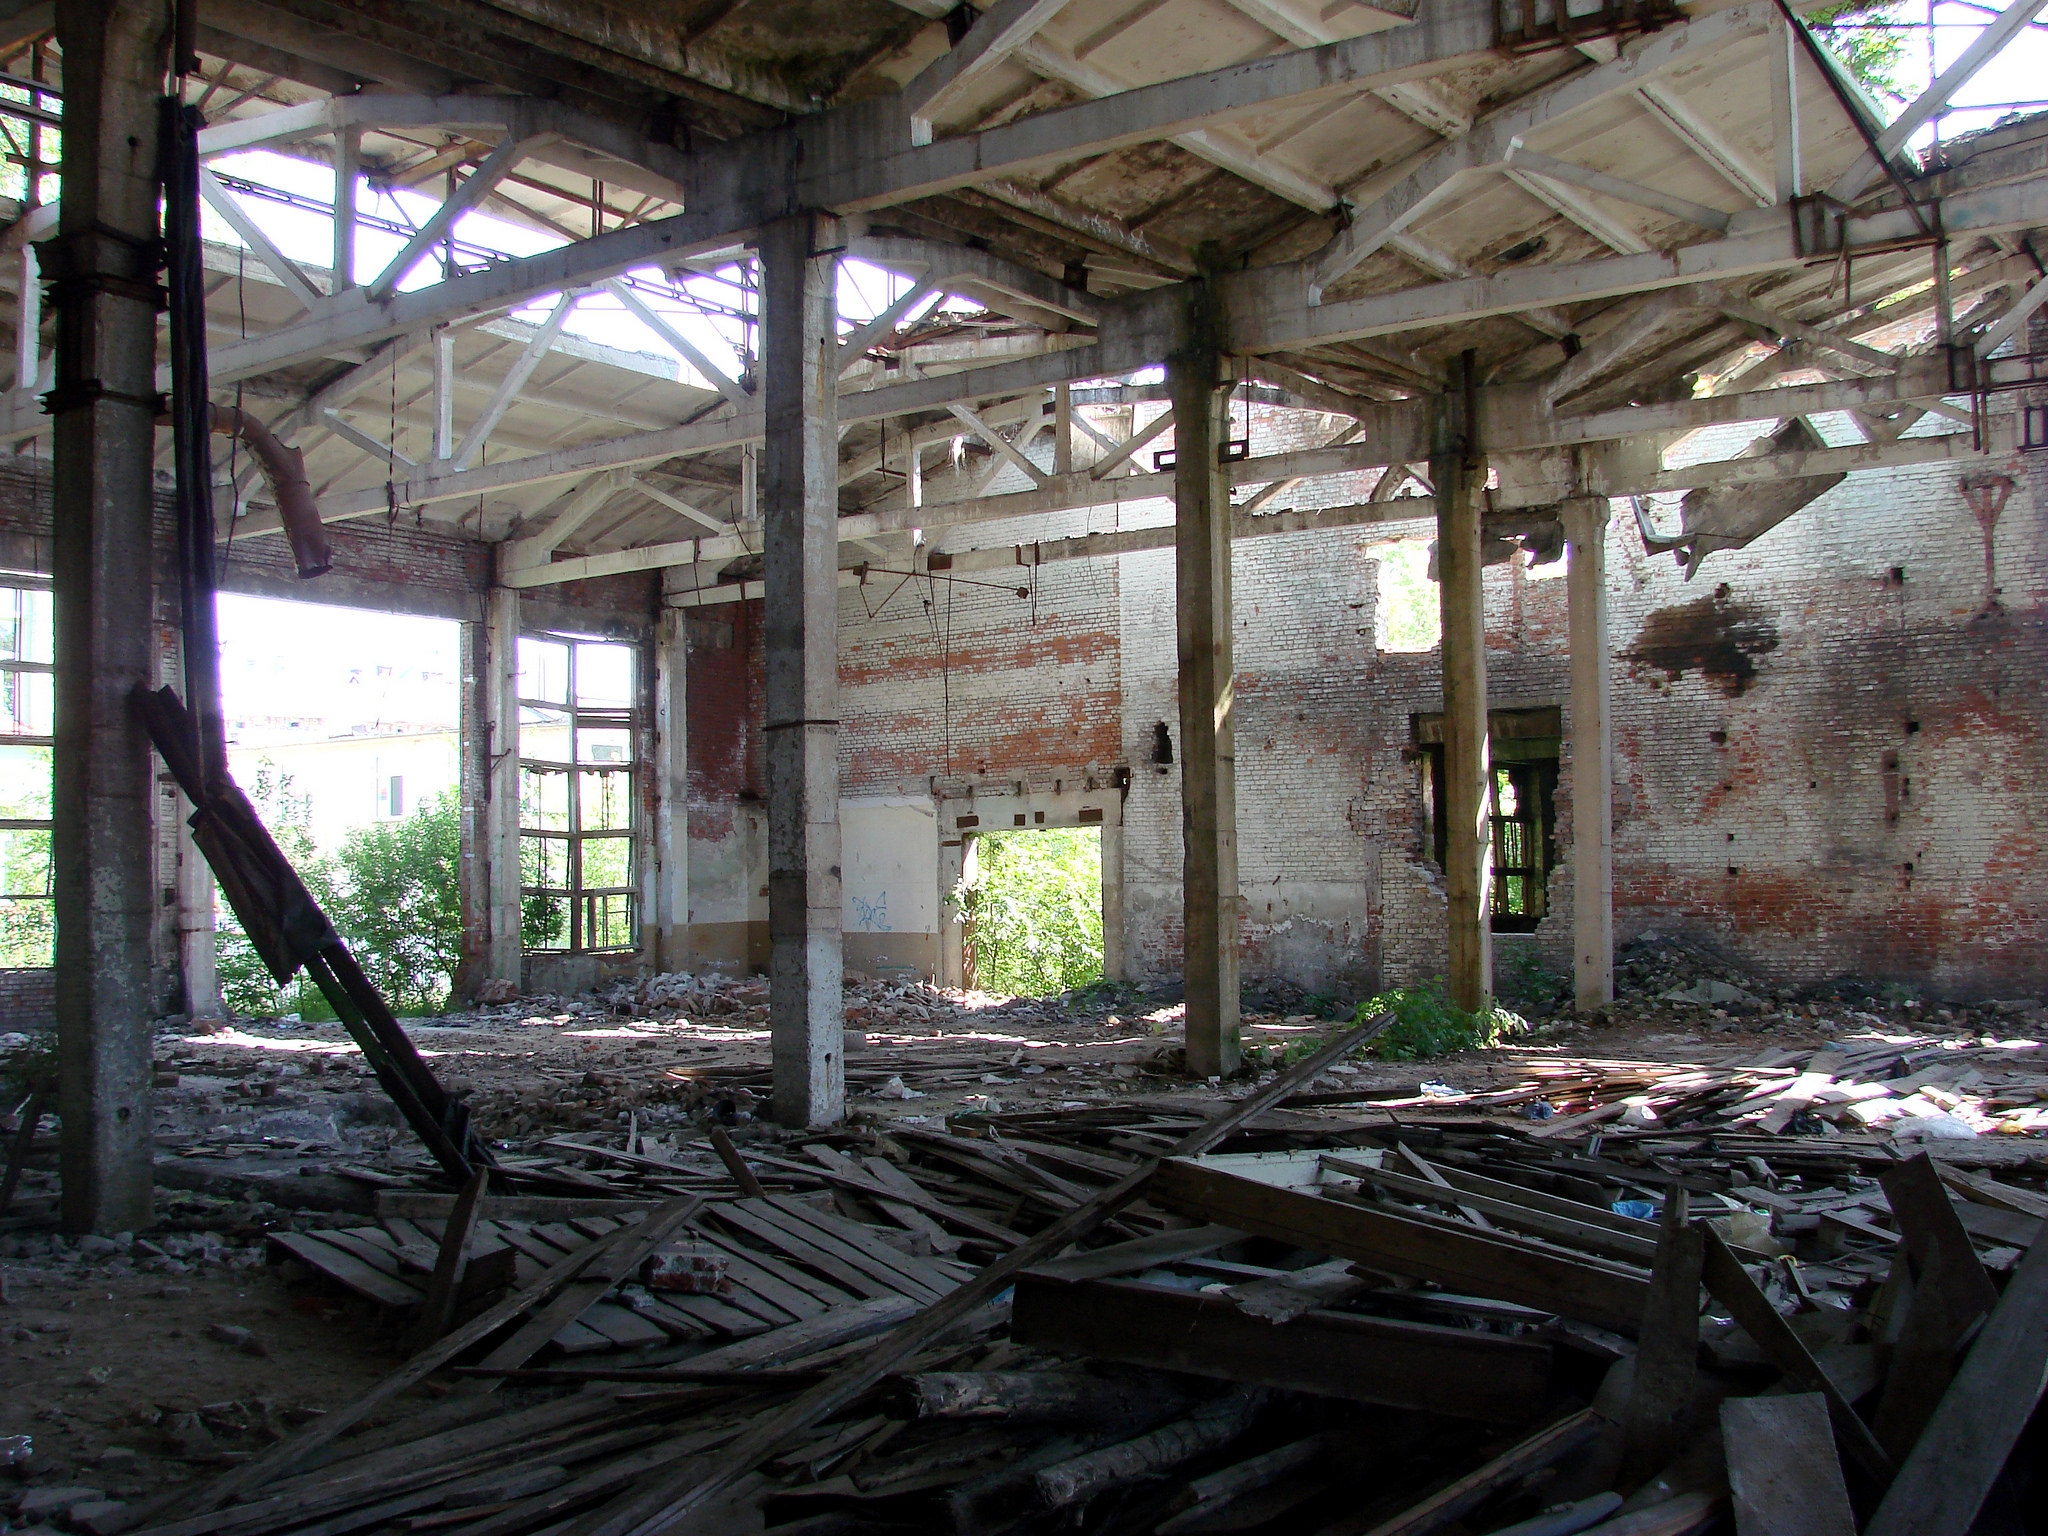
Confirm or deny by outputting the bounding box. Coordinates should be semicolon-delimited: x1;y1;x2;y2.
652;584;690;971
1171;328;1239;1079
482;585;522;987
1431;354;1492;1012
937;834;966;990
456;616;488;995
176;807;221;1020
759;214;844;1129
47;0;166;1235
1100;816;1125;984
1563;496;1615;1011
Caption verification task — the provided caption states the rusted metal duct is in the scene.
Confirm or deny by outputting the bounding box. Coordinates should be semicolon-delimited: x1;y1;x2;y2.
209;406;332;577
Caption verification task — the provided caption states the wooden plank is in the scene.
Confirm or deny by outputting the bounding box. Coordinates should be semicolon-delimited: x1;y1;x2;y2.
1697;1228;1893;1484
852;1153;963;1255
1025;1224;1243;1283
710;1125;768;1198
1619;1192;1703;1485
1011;1274;1551;1423
761;1196;958;1300
461;1200;702;1391
411;1170;488;1348
376;1191;665;1222
693;1227;859;1312
574;1301;670;1351
268;1232;422;1309
1151;1158;1652;1336
707;1203;901;1302
1721;1394;1855;1536
607;1007;1401;1532
549;1318;614;1354
639;1290;769;1337
1324;1157;1658;1266
150;1198;700;1520
313;1227;410;1277
1873;1152;2001;1460
736;1144;1029;1245
675;1235;816;1323
1342;1409;1605;1536
1865;1211;2048;1536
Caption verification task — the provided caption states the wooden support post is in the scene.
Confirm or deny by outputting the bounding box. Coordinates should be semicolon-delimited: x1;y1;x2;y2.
49;0;167;1235
1563;494;1613;1011
1171;309;1239;1079
1432;351;1491;1012
760;214;844;1129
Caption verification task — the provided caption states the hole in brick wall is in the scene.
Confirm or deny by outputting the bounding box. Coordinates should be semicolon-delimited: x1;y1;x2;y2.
1905;719;1920;734
1727;832;1735;841
1728;866;1740;876
1151;722;1174;766
1890;567;1907;585
1709;729;1727;745
1375;539;1440;652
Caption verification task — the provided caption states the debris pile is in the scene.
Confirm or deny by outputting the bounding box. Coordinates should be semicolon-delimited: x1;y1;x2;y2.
8;1011;2035;1536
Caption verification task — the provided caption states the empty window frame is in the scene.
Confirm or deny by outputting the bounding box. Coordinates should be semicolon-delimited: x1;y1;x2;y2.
1416;707;1560;934
517;633;640;953
0;578;54;967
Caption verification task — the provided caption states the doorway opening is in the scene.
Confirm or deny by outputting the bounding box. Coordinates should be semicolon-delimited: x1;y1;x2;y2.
959;826;1104;997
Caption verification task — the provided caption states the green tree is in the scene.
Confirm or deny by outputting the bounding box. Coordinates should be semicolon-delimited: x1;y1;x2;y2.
0;743;51;967
322;789;465;1014
215;762;345;1019
1808;1;1913;105
962;828;1104;997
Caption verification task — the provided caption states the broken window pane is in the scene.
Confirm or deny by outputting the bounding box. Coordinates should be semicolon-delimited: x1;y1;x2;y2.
574;642;634;708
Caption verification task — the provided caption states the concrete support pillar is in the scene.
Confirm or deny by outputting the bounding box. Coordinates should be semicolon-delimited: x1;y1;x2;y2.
176;808;221;1020
937;834;966;990
1431;355;1492;1013
1563;495;1615;1011
48;0;166;1235
1100;817;1125;984
1171;330;1239;1079
759;214;843;1129
481;585;522;987
652;584;690;971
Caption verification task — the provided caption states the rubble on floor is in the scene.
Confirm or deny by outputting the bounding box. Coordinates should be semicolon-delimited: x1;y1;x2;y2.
7;1005;2045;1536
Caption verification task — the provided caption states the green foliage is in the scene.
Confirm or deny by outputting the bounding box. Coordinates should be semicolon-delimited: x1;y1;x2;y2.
1499;947;1567;1009
1376;541;1440;653
1354;979;1526;1061
322;790;465;1015
0;743;52;968
216;762;333;1019
1807;1;1913;105
962;828;1104;998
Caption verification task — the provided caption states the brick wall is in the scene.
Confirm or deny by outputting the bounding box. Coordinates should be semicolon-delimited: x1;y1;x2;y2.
822;405;2048;1003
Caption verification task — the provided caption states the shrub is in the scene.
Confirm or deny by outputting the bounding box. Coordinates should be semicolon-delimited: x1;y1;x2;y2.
961;828;1103;997
1355;979;1526;1060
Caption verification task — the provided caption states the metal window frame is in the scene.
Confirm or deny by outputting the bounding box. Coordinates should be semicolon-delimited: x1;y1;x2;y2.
515;632;643;954
0;576;54;959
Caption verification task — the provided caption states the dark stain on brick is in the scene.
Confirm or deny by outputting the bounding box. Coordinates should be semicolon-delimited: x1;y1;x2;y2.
1625;587;1778;696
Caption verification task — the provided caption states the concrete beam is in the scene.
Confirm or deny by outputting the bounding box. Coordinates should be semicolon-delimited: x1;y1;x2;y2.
760;216;844;1130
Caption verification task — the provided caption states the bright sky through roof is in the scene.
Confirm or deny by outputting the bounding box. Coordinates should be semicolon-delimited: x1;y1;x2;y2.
1881;0;2048;143
198;149;949;393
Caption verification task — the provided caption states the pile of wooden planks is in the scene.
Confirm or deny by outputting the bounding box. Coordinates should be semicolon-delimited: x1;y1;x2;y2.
122;1022;2046;1536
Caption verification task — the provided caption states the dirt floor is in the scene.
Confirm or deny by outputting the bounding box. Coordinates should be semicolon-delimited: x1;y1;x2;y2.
6;945;2046;1521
